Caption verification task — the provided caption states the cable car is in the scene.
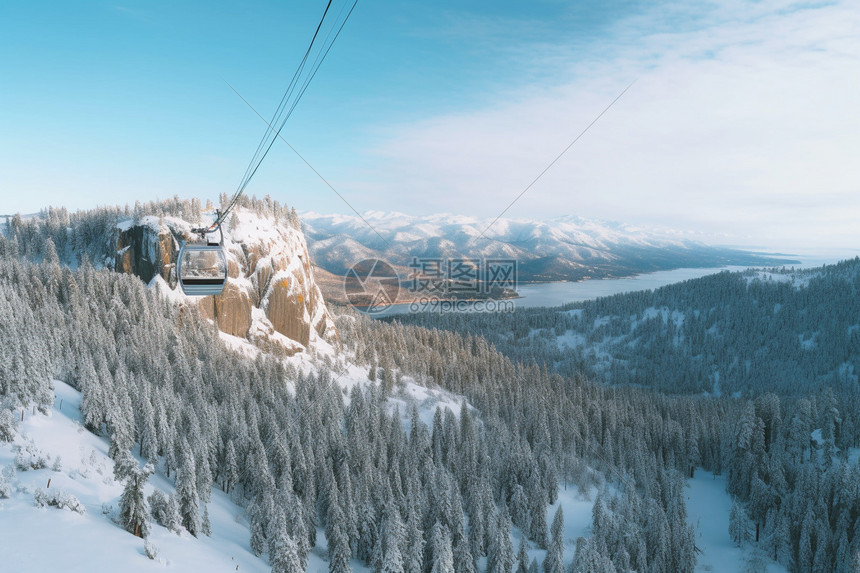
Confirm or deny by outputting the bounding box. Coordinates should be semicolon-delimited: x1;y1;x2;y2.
176;223;228;296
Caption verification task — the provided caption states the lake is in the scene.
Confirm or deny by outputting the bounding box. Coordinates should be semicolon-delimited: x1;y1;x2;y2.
514;266;748;308
371;251;856;316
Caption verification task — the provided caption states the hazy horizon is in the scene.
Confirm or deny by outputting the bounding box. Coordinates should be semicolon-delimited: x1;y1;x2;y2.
3;202;858;261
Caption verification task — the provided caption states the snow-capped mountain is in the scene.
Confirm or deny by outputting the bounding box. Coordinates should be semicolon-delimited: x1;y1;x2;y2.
301;212;795;282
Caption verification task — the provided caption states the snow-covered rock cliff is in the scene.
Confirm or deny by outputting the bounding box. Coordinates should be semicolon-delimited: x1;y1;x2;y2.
115;208;336;355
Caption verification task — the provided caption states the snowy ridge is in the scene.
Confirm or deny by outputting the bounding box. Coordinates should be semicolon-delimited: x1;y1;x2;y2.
301;211;795;282
302;211;687;246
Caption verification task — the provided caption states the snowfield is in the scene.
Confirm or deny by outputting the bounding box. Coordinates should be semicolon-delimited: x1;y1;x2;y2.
686;470;788;573
0;381;269;573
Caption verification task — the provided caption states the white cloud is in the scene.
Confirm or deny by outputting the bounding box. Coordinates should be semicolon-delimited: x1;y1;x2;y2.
356;0;860;250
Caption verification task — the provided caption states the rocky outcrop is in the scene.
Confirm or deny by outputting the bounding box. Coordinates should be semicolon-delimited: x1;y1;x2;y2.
197;282;253;339
266;278;310;346
115;210;336;353
251;229;334;349
115;223;177;284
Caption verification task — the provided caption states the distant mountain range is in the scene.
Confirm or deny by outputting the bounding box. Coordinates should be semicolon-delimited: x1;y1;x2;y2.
301;212;797;284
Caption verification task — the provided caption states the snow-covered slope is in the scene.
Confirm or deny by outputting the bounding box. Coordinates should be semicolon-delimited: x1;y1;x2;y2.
0;381;269;572
301;212;795;282
686;471;788;573
0;374;605;573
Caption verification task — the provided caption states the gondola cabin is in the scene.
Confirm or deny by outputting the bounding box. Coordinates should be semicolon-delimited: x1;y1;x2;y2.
177;244;228;296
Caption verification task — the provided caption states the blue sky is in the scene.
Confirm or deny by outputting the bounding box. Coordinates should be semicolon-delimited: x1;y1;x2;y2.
2;0;859;251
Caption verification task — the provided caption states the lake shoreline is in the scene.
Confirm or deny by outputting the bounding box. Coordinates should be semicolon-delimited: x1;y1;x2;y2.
364;252;856;316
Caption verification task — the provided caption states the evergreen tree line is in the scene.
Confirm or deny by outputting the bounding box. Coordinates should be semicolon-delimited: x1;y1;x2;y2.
337;313;735;572
720;393;860;572
1;194;301;269
393;261;860;438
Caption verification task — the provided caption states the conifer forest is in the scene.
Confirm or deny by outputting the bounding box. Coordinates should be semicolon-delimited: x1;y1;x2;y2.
1;200;859;572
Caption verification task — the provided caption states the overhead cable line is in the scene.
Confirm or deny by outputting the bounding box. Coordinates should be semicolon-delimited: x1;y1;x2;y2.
194;0;357;235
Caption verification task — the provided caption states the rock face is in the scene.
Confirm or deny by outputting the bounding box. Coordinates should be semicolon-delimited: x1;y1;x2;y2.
114;210;336;353
197;282;253;339
266;276;310;346
115;223;177;284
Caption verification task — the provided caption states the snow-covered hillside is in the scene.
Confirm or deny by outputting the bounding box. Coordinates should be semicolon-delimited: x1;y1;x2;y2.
0;380;269;572
301;211;795;282
0;370;605;572
8;205;840;572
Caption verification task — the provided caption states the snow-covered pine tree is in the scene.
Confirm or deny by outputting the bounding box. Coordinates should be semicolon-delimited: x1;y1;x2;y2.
377;503;407;573
516;536;529;573
136;383;158;464
404;497;425;573
326;493;352;573
176;437;201;536
148;490;181;533
487;507;514;573
570;537;617;573
429;521;454;573
201;504;212;537
271;526;303;573
223;439;239;495
543;506;564;573
527;480;548;549
119;460;154;538
281;490;310;568
729;501;749;547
